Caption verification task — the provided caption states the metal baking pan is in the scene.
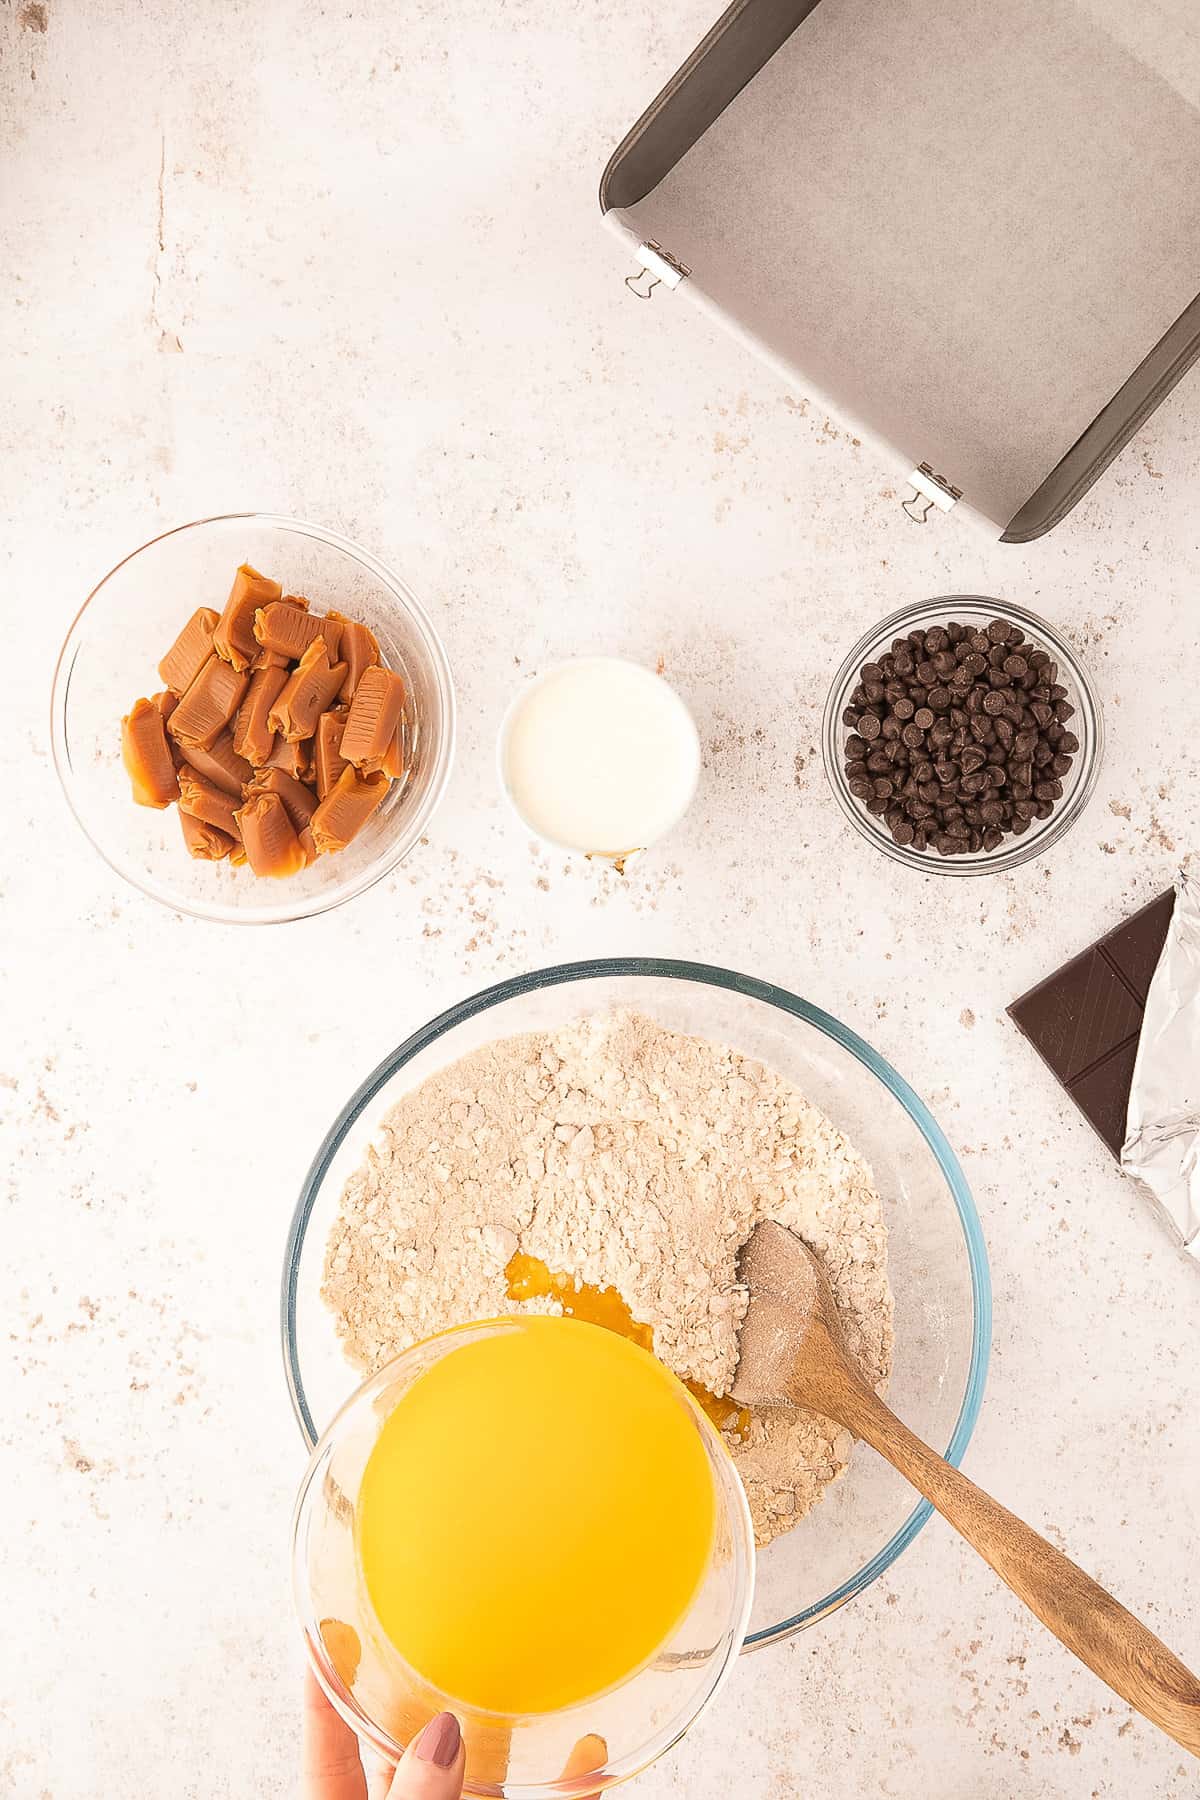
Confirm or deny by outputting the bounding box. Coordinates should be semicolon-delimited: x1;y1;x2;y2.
601;0;1200;540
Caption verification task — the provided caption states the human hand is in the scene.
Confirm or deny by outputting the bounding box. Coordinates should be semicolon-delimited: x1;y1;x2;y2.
302;1671;463;1800
301;1673;604;1800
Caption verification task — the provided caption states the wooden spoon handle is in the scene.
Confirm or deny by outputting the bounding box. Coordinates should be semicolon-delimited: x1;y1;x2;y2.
834;1377;1200;1755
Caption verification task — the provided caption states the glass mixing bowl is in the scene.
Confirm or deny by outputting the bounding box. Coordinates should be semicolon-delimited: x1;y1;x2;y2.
292;1318;755;1798
51;513;455;924
822;596;1103;875
282;960;991;1661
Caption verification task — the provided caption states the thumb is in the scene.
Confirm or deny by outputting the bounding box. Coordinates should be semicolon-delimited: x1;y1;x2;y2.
386;1713;465;1800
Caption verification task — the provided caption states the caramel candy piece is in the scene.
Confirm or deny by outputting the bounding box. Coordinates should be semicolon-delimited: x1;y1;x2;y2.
182;727;252;796
329;613;380;702
246;766;316;832
265;734;314;783
152;690;186;768
233;660;289;767
309;764;389;855
177;764;243;839
252;646;289;671
253;601;342;664
340;666;406;773
268;639;348;742
381;721;405;782
168;655;249;752
313;708;350;800
298;825;317;866
158;607;219;696
236;790;307;878
179;808;236;861
122;696;180;808
213;564;282;671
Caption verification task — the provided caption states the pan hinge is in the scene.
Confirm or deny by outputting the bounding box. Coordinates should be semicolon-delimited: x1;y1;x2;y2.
624;241;690;300
903;462;963;523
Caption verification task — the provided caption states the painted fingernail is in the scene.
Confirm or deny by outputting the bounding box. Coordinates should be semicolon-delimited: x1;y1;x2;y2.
416;1711;461;1768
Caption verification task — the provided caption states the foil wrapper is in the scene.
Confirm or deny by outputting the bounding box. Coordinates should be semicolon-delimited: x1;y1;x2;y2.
1121;867;1200;1258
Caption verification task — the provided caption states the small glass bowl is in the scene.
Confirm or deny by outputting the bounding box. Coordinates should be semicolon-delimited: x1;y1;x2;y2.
51;513;456;924
292;1317;755;1799
495;658;701;863
822;596;1103;875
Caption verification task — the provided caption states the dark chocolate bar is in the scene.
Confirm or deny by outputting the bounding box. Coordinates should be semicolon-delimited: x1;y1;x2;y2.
1007;890;1176;1156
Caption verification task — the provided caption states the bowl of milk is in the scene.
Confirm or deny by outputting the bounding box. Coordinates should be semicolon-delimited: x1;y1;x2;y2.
498;657;701;864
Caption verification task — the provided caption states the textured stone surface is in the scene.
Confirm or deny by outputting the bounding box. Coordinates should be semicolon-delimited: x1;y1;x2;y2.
2;1;1199;1795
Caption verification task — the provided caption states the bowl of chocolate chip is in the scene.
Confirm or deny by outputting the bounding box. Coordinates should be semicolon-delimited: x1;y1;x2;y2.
822;597;1103;874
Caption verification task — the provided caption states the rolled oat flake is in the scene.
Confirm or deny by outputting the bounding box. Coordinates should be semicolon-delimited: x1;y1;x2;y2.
1121;867;1200;1259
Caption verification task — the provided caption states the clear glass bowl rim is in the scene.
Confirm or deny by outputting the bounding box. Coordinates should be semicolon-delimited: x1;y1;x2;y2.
280;956;992;1650
821;594;1104;877
49;510;457;925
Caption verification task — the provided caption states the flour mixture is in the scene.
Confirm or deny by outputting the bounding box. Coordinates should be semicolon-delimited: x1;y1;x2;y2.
322;1011;893;1545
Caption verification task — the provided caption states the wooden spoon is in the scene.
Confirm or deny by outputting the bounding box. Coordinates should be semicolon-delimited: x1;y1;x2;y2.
731;1221;1200;1756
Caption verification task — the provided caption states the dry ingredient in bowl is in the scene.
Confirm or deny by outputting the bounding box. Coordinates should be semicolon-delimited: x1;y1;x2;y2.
842;615;1079;856
322;1011;893;1547
120;563;408;876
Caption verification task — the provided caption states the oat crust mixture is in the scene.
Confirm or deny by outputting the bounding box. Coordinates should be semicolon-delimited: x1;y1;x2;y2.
322;1011;893;1545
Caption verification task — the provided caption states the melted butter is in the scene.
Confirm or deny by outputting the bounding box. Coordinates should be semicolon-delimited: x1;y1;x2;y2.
504;1252;751;1440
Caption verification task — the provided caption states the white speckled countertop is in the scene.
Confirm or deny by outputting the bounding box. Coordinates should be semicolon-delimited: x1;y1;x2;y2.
3;3;1200;1795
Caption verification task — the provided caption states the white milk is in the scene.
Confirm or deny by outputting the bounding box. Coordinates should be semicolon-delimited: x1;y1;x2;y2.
499;658;701;856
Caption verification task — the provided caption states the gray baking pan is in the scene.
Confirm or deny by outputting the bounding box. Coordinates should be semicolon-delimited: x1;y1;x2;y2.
601;0;1200;540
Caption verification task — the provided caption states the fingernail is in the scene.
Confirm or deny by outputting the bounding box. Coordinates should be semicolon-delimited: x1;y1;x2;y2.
416;1711;461;1768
